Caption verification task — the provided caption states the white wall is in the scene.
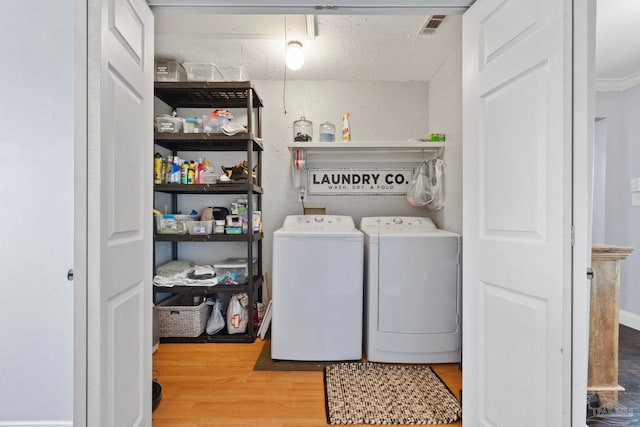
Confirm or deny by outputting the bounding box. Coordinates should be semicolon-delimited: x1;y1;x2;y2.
595;87;640;316
0;0;74;425
426;16;463;234
251;80;435;275
592;118;607;243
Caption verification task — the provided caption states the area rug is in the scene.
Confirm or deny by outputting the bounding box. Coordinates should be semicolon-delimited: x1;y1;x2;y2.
324;362;461;425
253;339;350;371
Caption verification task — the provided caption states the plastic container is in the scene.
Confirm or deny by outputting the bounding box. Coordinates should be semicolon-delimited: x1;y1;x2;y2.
183;63;224;82
214;257;257;284
214;220;226;234
202;115;230;133
319;121;336;142
155;60;186;82
221;66;250;82
155;115;182;133
155;214;200;234
155;215;178;234
293;116;312;142
173;214;200;232
187;220;214;235
183;118;202;134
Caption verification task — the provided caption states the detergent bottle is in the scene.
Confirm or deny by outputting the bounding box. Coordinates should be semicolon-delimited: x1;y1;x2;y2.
187;161;196;184
180;162;189;184
341;112;351;142
153;153;162;184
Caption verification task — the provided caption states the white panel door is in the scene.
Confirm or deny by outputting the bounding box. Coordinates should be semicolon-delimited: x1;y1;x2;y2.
462;0;573;426
86;0;154;425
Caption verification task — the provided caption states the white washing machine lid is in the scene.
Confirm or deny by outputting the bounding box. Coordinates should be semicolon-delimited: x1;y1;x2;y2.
277;215;360;234
280;214;356;231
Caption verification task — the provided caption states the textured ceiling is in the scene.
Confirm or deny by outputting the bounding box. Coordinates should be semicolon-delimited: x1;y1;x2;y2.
155;14;461;82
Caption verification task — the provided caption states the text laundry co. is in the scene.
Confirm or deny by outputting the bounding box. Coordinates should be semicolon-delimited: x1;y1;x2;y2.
307;169;413;195
312;172;404;185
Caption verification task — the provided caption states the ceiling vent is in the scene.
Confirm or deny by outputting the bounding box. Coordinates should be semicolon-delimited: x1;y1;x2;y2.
418;15;447;35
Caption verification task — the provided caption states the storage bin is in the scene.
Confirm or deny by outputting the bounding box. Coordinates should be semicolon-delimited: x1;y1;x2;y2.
221;66;250;82
183;118;202;134
214;257;257;285
174;214;200;233
155;299;211;337
155;214;200;234
184;63;224;82
155;59;186;82
187;220;213;235
155;115;183;133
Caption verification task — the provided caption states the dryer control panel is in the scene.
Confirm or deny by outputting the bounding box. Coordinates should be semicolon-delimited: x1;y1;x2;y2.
360;216;436;233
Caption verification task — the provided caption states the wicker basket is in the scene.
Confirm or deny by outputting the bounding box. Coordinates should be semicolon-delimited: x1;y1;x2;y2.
155;300;211;337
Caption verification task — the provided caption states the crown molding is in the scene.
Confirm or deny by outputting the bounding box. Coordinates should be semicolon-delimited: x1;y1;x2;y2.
595;70;640;92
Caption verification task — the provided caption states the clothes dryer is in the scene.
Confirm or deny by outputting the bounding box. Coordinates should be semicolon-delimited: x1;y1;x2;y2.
361;216;461;363
272;215;363;361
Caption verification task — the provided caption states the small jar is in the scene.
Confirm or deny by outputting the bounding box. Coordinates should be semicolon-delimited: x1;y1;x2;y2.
319;121;336;142
293;116;312;142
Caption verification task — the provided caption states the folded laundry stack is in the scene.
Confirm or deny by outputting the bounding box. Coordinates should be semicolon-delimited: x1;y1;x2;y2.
153;260;218;287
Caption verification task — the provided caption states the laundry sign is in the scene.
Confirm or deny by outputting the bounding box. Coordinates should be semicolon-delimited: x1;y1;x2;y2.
307;168;413;195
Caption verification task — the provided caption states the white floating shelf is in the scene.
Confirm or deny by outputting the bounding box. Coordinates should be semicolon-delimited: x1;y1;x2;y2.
287;141;446;193
288;141;445;153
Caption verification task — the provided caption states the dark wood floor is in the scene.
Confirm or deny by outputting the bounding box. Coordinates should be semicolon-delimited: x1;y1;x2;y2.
587;325;640;426
617;326;640;411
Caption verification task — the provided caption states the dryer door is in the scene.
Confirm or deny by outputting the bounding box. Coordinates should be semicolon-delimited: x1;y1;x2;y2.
378;235;459;334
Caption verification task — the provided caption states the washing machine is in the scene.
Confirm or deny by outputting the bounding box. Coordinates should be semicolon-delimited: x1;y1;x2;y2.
361;216;461;363
271;215;364;361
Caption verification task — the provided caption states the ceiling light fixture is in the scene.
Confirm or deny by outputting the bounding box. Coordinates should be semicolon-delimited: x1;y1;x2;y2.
286;41;304;71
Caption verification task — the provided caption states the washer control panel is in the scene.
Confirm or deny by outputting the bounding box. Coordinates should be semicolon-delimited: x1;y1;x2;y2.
282;215;355;231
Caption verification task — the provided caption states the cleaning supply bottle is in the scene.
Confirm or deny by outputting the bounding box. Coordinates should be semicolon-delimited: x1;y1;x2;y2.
160;157;167;184
165;155;173;183
341;112;351;142
181;161;189;184
187;161;196;184
153;153;162;184
196;158;203;184
170;156;181;184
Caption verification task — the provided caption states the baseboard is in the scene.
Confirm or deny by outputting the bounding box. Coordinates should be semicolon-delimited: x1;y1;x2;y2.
619;310;640;331
0;422;71;427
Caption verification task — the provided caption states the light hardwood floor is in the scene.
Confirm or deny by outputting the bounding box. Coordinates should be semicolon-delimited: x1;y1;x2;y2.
152;340;462;426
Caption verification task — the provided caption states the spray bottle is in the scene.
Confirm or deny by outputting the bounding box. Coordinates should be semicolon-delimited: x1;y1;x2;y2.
171;156;181;184
341;112;351;142
196;158;204;184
